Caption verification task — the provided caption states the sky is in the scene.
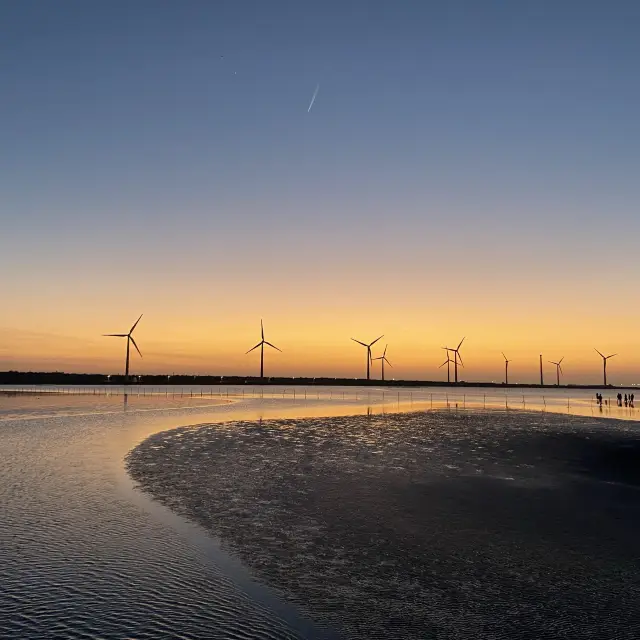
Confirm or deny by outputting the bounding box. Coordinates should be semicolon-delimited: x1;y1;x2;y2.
1;0;640;384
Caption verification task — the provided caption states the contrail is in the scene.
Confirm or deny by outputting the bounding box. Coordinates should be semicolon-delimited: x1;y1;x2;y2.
307;84;320;112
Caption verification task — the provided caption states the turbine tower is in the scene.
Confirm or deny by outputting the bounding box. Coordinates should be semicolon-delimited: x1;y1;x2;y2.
539;354;544;386
442;337;465;383
439;353;461;384
103;314;143;383
373;344;392;382
246;320;281;381
595;348;617;387
502;352;511;385
549;357;564;386
351;335;383;381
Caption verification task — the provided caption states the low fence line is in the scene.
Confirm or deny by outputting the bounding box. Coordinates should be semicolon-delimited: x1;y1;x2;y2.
0;385;636;417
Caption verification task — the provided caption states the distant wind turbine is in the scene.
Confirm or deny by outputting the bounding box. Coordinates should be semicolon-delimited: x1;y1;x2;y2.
549;357;564;386
442;337;465;383
595;348;617;387
439;353;461;384
103;314;143;383
351;335;383;380
373;344;392;382
246;320;281;381
502;352;511;385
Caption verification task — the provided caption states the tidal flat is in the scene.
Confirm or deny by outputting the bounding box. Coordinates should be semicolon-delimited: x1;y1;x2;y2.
127;409;640;640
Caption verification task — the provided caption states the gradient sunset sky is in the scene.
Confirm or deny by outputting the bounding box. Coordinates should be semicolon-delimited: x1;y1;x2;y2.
2;1;640;384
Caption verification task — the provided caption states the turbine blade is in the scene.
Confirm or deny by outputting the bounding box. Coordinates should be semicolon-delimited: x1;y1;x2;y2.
264;341;282;352
608;353;617;359
261;319;264;340
130;314;143;334
456;351;464;365
351;338;367;347
457;337;465;350
502;351;507;361
559;357;564;364
383;344;388;356
369;335;384;347
103;334;127;337
385;358;392;367
439;360;448;368
246;341;262;354
129;335;142;358
594;348;604;358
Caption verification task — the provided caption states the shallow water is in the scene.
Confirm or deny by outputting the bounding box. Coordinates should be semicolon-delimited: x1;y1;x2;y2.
0;393;348;639
2;389;639;639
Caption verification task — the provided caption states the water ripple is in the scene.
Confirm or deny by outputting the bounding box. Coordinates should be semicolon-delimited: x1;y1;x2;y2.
0;400;325;639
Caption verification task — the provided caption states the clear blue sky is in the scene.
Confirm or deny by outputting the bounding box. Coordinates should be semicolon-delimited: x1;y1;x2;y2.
1;1;640;381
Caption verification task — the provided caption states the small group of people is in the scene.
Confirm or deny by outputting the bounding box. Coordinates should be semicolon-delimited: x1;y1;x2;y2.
617;392;634;407
597;392;635;407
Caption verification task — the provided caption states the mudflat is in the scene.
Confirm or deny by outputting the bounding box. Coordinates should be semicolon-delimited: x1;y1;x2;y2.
127;410;640;639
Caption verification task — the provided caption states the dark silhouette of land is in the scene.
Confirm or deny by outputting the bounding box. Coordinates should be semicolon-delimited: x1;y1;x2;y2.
0;370;637;390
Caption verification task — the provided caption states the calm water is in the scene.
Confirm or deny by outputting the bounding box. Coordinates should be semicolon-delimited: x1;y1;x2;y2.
0;387;638;639
0;392;350;639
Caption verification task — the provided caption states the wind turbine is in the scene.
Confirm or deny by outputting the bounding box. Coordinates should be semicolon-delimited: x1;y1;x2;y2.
595;349;617;386
373;344;392;382
502;352;511;385
351;335;383;380
246;319;281;381
442;337;465;383
549;357;564;386
103;314;143;383
439;353;461;384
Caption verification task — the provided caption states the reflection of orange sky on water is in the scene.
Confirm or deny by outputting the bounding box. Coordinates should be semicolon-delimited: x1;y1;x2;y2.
2;264;640;385
2;389;639;424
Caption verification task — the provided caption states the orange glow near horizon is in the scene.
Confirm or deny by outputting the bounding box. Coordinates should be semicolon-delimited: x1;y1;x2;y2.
2;282;639;385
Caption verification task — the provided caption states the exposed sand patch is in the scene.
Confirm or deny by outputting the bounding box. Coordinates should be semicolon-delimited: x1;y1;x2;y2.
127;410;640;639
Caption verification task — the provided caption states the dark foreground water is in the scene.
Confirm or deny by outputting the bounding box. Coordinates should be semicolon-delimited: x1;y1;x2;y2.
127;410;640;640
0;394;336;639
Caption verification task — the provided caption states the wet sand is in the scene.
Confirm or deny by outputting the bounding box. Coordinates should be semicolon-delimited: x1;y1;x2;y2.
127;409;640;639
